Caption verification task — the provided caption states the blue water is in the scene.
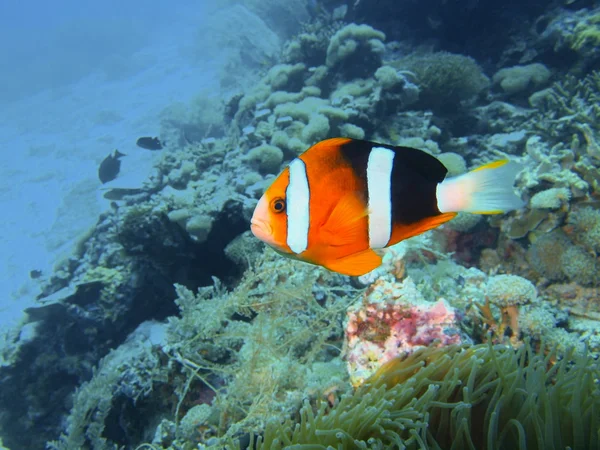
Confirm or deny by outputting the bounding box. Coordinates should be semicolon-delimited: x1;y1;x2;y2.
0;0;220;326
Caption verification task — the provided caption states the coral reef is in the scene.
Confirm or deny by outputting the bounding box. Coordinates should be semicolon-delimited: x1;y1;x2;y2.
325;23;385;79
345;278;463;386
486;274;537;307
395;52;490;113
160;250;354;443
568;205;600;253
492;63;551;96
484;274;537;345
47;322;170;450
44;249;357;449
541;6;600;72
3;2;600;449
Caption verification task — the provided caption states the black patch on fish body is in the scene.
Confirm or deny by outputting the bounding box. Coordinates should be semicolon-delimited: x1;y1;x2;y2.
98;150;125;184
338;139;446;225
338;138;372;185
136;136;163;150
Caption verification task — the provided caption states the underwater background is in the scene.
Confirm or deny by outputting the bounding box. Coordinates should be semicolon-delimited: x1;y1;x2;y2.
0;0;599;449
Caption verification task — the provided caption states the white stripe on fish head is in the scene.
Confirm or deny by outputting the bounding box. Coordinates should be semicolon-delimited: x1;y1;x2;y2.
286;158;310;254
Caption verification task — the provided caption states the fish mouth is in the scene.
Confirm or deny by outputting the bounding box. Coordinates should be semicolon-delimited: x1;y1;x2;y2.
251;218;285;251
250;218;272;239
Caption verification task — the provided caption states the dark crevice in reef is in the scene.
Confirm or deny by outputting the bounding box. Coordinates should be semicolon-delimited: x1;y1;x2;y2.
196;200;250;284
103;393;165;447
351;0;550;62
0;200;247;449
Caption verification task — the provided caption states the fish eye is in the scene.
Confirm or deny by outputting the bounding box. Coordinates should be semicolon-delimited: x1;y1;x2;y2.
271;197;286;213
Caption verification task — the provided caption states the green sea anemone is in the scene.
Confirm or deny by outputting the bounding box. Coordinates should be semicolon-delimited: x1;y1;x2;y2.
241;342;599;450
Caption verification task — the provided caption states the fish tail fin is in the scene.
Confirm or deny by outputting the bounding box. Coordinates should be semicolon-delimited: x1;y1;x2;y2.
436;160;524;214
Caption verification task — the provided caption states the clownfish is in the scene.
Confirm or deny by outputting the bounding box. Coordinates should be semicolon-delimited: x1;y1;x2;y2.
250;138;524;276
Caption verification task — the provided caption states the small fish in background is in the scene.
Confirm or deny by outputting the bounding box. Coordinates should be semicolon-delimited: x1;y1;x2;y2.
29;269;42;279
98;149;126;184
136;136;163;150
251;137;524;276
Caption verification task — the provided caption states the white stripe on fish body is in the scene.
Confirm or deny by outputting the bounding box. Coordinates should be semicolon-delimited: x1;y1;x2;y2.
367;146;395;248
286;158;310;254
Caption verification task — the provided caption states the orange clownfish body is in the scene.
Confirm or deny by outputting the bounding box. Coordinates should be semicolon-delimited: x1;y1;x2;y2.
250;138;523;276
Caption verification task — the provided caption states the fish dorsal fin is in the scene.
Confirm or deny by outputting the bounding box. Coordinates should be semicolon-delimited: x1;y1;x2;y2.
325;249;382;276
320;192;367;247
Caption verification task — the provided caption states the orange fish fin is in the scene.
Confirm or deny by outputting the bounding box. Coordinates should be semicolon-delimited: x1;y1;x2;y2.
325;249;382;276
320;192;367;247
390;212;457;245
415;212;457;232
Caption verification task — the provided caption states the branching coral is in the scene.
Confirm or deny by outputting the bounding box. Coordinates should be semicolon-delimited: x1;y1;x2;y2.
568;13;600;55
529;71;600;155
244;341;600;450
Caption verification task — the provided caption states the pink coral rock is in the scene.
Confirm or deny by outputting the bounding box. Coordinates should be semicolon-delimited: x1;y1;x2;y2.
344;282;463;386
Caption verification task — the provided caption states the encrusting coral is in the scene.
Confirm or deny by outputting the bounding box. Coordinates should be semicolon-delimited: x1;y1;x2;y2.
492;63;552;95
243;341;600;450
344;278;463;386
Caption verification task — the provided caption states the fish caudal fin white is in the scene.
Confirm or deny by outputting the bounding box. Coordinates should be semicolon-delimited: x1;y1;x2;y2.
436;160;524;214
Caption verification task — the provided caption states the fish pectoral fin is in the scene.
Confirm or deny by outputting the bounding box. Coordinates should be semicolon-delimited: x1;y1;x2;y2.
325;249;382;276
321;193;367;247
